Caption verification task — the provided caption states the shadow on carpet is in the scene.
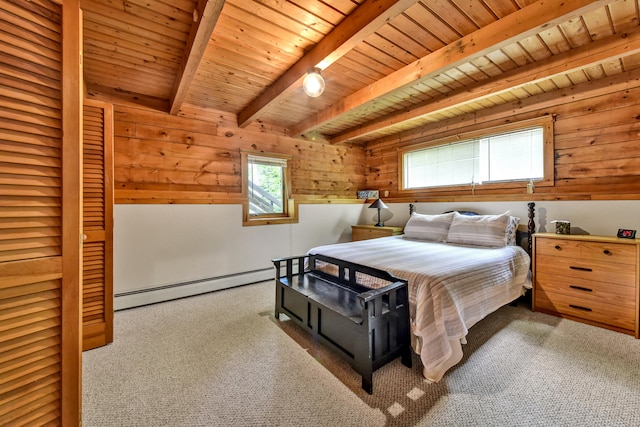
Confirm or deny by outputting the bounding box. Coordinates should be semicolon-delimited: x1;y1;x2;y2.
267;302;559;426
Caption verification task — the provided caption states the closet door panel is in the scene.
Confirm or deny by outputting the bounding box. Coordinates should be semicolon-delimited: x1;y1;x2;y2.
0;0;82;424
82;100;113;351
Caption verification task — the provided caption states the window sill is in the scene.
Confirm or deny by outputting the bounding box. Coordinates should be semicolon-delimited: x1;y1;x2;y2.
243;216;298;226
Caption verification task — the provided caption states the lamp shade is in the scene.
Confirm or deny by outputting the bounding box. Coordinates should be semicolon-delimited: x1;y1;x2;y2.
368;198;388;210
303;67;325;97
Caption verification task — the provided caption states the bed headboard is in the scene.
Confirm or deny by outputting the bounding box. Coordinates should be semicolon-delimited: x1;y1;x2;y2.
408;202;536;255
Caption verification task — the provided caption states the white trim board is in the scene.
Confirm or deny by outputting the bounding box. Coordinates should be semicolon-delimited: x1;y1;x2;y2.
114;268;273;310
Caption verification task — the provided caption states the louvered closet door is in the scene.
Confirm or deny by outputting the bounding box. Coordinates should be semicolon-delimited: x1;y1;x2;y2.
0;0;82;425
82;99;113;351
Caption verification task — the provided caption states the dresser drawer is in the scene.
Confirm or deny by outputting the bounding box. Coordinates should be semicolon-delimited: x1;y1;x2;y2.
535;272;636;308
352;228;389;241
535;254;635;286
536;289;636;331
351;226;403;241
535;238;637;265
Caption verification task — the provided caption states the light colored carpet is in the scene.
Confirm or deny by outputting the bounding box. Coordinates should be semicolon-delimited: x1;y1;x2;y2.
82;281;640;427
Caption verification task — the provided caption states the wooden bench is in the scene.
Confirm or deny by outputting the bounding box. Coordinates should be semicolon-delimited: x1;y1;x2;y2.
272;253;412;394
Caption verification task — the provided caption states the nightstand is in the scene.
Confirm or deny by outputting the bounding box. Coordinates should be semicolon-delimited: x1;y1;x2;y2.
351;225;403;241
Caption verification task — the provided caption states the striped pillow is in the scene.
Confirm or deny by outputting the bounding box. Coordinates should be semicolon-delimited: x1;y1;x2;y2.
403;212;455;241
447;211;510;247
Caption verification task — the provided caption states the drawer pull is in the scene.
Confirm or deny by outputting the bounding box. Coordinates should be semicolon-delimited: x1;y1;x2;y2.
554;245;561;250
569;304;592;312
569;285;593;292
603;249;612;255
569;266;592;272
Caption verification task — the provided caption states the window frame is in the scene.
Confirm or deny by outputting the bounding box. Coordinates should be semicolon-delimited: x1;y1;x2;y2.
397;116;555;193
241;150;297;226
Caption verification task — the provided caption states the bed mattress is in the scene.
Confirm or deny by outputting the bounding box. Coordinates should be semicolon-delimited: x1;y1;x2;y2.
308;235;531;381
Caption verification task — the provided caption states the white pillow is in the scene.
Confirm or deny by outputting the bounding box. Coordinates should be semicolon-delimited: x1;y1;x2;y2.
447;211;510;247
403;212;455;242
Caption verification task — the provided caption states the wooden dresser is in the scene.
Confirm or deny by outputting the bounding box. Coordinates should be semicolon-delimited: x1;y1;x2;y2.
351;225;403;241
532;233;640;338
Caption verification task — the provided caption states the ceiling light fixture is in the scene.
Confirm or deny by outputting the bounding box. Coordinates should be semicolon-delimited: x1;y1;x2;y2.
303;67;325;97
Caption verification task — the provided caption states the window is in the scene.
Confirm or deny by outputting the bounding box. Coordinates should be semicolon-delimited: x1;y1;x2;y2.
247;154;286;215
241;151;296;225
400;116;554;191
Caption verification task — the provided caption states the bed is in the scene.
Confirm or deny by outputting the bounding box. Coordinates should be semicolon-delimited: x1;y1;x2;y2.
307;203;535;382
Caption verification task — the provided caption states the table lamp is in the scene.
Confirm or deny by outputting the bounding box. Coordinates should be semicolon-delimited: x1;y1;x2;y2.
368;198;388;227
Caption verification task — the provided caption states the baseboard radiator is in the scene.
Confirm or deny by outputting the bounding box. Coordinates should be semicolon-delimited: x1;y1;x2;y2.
114;268;273;310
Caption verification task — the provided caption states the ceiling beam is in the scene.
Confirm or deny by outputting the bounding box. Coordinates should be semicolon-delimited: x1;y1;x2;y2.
289;0;613;138
86;83;170;112
331;26;640;144
236;0;420;128
169;0;225;115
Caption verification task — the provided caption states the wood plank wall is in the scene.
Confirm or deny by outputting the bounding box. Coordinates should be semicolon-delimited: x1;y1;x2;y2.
113;105;366;205
110;66;640;205
365;68;640;202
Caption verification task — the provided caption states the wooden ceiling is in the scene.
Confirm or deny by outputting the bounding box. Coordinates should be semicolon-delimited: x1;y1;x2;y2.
81;0;640;145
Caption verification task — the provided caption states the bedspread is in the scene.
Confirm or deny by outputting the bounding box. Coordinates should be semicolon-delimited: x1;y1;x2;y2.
308;235;531;382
